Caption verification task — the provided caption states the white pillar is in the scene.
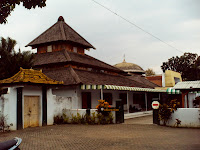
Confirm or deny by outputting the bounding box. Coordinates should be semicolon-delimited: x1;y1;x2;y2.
184;95;187;108
127;91;129;113
100;88;103;100
145;92;148;111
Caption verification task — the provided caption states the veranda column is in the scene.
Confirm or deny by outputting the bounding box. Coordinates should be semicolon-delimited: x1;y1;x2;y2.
100;86;103;100
145;92;148;111
127;91;129;113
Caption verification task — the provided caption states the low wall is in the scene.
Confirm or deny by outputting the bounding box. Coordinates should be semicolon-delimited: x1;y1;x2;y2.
162;108;200;127
63;109;116;123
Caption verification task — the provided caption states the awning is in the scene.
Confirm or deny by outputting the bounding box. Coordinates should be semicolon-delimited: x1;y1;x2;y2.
166;88;181;94
166;88;200;94
81;85;103;90
81;84;166;92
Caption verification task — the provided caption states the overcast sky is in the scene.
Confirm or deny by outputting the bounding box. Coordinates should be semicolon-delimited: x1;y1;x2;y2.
1;0;200;74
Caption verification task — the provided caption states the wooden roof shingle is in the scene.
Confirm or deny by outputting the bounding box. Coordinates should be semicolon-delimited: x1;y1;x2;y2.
26;16;95;49
42;67;150;88
33;49;123;72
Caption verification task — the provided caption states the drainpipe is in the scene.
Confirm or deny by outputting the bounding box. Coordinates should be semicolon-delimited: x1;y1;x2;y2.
127;91;129;113
145;92;148;111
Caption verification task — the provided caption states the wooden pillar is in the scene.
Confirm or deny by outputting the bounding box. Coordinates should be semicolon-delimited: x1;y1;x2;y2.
42;86;47;126
127;91;129;113
181;94;185;108
17;87;23;130
186;94;189;108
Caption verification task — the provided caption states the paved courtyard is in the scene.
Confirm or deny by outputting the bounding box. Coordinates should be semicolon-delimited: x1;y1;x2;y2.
0;115;199;150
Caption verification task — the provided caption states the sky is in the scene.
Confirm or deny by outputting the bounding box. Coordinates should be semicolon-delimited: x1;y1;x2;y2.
0;0;200;74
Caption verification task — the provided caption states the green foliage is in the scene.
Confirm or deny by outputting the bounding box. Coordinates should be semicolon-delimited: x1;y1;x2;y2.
57;111;113;125
0;0;46;24
62;113;69;124
161;52;200;81
0;37;34;80
159;104;171;126
145;68;155;76
53;115;64;124
159;99;180;126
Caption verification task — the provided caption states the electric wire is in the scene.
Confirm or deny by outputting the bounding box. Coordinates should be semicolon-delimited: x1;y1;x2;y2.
91;0;184;53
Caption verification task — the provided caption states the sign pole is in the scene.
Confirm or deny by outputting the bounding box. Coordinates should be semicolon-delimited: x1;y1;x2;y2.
152;101;160;125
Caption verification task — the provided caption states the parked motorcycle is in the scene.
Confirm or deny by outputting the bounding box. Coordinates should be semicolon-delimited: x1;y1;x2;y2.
0;137;22;150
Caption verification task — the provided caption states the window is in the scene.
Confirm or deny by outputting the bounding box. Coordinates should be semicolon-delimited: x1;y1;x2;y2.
174;77;180;84
103;93;112;105
73;47;77;53
47;45;52;52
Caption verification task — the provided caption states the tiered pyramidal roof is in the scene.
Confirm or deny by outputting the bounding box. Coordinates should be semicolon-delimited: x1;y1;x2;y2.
27;16;156;88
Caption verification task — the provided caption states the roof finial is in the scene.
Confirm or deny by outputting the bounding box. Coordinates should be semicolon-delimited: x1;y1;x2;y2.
123;54;126;62
58;16;64;22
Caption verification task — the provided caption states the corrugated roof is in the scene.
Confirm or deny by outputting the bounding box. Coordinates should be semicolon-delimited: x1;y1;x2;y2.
26;16;95;49
0;68;63;85
173;81;200;89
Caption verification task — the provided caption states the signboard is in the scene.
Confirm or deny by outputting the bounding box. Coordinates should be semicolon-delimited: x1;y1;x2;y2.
101;108;119;111
152;101;160;109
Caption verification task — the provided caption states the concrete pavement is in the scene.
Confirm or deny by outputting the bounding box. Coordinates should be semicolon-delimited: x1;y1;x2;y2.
0;116;199;150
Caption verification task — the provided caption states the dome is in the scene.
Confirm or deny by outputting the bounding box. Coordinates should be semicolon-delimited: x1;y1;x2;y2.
114;60;145;74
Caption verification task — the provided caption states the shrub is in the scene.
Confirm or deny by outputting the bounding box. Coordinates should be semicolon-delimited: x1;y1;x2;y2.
159;99;179;126
53;115;64;124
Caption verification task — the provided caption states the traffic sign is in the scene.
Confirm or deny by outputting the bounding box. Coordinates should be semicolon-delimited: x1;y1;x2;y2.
152;101;160;109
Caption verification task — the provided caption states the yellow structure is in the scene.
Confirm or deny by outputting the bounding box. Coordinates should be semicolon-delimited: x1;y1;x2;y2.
165;70;182;87
0;68;63;85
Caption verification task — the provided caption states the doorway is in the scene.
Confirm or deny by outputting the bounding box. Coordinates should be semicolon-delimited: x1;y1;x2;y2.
82;92;91;109
24;96;40;128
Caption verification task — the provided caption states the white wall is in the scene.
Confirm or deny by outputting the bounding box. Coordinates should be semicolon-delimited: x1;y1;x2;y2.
0;87;17;130
52;86;79;109
47;89;55;125
162;108;200;127
47;87;79;124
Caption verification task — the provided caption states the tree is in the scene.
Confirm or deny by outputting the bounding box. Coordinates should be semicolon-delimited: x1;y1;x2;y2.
145;68;155;76
0;0;46;24
161;52;199;81
0;37;34;80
